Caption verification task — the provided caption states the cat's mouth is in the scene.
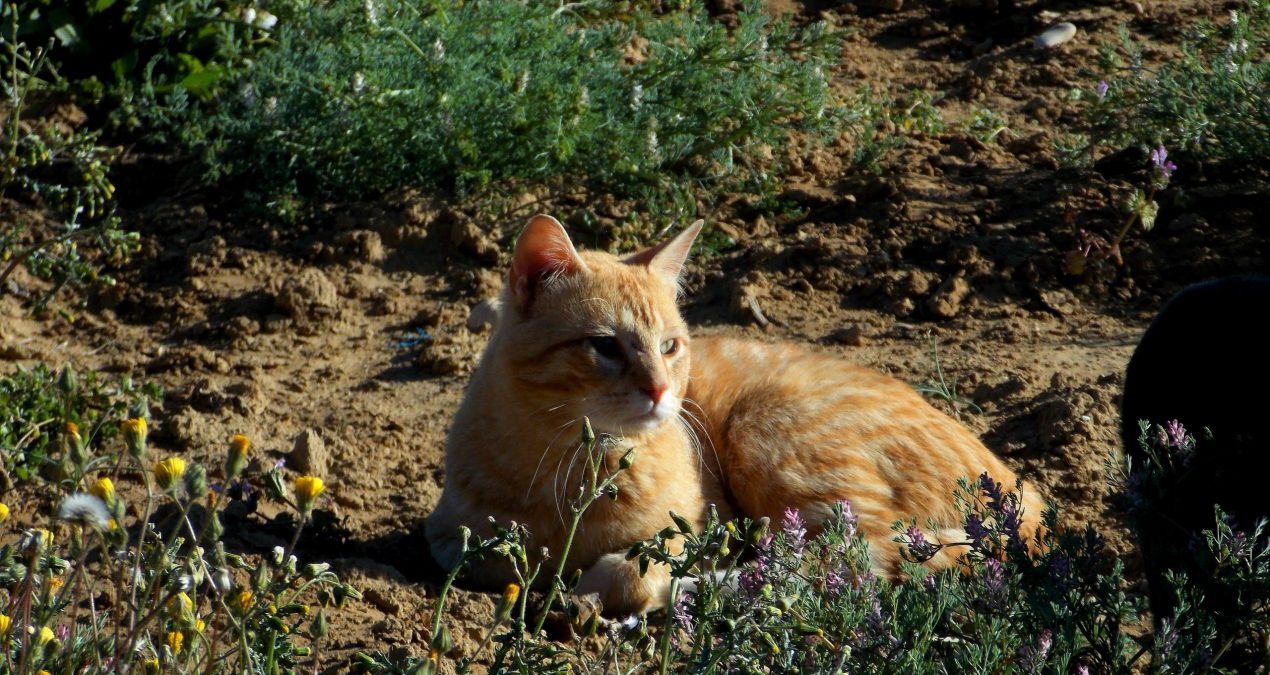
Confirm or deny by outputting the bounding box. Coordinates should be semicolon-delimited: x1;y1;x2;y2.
588;395;680;436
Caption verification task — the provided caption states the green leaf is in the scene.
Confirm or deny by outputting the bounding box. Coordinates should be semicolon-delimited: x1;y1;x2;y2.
180;66;223;97
47;8;82;48
91;0;119;14
1140;200;1159;232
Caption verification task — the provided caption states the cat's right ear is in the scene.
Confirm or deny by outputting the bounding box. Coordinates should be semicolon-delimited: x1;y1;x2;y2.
509;214;586;311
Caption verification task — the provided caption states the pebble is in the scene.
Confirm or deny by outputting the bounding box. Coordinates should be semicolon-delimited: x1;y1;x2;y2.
1034;22;1077;49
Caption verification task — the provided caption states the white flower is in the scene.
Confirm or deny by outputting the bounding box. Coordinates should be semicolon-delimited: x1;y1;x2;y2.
242;7;257;24
353;72;366;94
254;10;277;30
631;83;643;110
57;493;110;529
363;0;379;26
433;39;445;61
212;568;233;593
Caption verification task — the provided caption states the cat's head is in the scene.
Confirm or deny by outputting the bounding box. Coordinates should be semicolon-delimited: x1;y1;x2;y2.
489;214;701;436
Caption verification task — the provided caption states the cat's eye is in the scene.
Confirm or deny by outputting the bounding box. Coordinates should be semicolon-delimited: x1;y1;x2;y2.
588;336;622;359
660;338;678;355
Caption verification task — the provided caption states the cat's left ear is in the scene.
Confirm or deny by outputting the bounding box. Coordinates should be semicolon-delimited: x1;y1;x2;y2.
624;220;703;286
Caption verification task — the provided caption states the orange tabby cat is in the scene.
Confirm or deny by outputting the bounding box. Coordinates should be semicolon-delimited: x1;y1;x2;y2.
425;214;1045;615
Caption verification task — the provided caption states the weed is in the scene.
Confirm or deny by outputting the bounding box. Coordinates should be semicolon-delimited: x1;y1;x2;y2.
0;394;357;673
0;12;138;312
1082;4;1270;166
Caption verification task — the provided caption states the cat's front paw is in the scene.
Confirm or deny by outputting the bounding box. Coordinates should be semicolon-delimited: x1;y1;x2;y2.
574;552;672;616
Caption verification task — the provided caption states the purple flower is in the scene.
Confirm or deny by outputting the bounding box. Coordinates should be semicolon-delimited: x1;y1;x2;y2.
1164;419;1188;448
905;524;939;560
739;534;773;598
838;500;858;540
825;571;846;597
979;473;1004;509
782;507;806;555
1151;144;1177;183
965;513;988;550
1096;80;1109;99
983;557;1006;598
1076;666;1091;675
1001;500;1024;548
1018;628;1053;672
673;591;693;631
56;623;70;641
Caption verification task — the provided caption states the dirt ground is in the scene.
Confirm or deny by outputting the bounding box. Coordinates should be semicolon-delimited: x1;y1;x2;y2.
2;0;1266;671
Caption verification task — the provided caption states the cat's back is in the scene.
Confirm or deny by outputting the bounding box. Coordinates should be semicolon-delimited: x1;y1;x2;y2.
686;335;1031;567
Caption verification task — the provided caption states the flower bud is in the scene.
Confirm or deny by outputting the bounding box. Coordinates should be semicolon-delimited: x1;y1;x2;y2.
122;417;148;458
226;434;250;479
153;457;186;491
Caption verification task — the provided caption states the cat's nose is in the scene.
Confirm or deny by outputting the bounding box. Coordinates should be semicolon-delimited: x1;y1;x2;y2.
642;383;668;405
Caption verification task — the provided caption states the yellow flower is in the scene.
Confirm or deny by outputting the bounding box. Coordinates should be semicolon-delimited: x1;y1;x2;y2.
235;590;255;614
195;619;206;633
294;476;325;512
108;519;119;531
65;421;79;437
121;417;148;457
90;477;116;503
48;576;63;590
153;457;187;490
0;502;8;522
226;434;251;478
230;434;251;457
36;625;54;645
0;614;10;635
166;630;183;654
38;670;51;675
168;592;194;622
495;582;520;622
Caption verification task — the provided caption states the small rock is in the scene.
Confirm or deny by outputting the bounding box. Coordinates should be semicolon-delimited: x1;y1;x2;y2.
1034;22;1077;50
926;274;972;319
467;298;500;333
275;268;339;322
335;230;387;264
449;220;500;264
825;326;871;346
289;429;330;477
363;587;402;616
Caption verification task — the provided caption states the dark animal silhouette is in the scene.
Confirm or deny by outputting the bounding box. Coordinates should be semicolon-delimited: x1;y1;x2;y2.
1121;276;1270;653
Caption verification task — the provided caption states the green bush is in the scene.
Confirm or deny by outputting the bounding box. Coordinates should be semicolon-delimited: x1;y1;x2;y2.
1082;0;1270;165
1;13;139;312
176;0;845;219
4;0;272;104
381;420;1270;674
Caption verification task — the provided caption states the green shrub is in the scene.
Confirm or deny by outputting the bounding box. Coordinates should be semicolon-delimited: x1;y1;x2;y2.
383;420;1269;674
177;0;844;220
1082;1;1270;165
1;13;139;312
3;0;271;104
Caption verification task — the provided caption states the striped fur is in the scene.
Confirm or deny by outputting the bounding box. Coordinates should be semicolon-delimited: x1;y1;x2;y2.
425;215;1044;614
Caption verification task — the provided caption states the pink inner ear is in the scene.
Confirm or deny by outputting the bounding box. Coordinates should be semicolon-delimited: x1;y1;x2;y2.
623;220;703;284
509;215;585;308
